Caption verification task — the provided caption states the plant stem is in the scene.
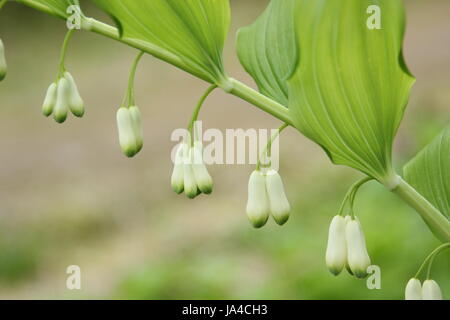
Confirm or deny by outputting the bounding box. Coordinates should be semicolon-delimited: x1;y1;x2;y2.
256;123;289;170
226;78;293;126
338;176;373;216
392;178;450;242
187;84;218;140
57;29;75;79
125;51;144;107
414;242;450;279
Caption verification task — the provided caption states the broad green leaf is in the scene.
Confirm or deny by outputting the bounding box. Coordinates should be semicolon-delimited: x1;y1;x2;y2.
16;0;74;19
236;0;297;106
404;126;450;218
288;0;415;183
92;0;230;84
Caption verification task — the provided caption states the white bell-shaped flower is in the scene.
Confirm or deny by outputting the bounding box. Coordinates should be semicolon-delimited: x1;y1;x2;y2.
129;105;144;152
171;143;187;194
116;107;138;157
64;72;85;118
405;278;422;300
53;78;70;124
345;217;371;278
191;141;213;195
246;170;270;228
265;170;290;225
183;146;199;199
42;82;57;117
422;279;443;300
325;215;348;276
0;39;6;81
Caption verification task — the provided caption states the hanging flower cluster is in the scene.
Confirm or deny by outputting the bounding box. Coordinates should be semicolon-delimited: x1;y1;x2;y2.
41;30;85;123
42;72;85;123
115;52;144;158
405;278;443;300
404;243;448;300
171;141;213;199
116;106;143;157
246;169;291;228
0;38;6;81
325;178;373;278
326;215;371;278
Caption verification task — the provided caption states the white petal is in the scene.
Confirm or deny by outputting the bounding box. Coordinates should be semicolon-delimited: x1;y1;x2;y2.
171;143;187;194
346;218;371;278
64;72;85;117
192;142;213;194
116;108;137;157
53;78;70;124
326;215;347;276
246;170;270;228
265;170;290;225
183;147;198;199
129;105;144;152
405;278;422;300
422;280;443;300
42;82;57;117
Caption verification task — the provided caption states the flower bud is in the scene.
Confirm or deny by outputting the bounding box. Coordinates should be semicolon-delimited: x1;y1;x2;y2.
129;105;144;153
0;39;6;81
183;147;198;199
42;82;57;117
171;143;187;194
246;170;270;228
116;107;138;157
345;217;371;278
265;170;290;225
405;278;422;300
325;215;348;276
192;142;213;195
53;78;70;123
422;279;443;300
343;215;354;275
64;72;85;117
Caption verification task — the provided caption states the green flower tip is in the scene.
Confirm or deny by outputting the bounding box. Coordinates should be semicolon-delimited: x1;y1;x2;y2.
64;72;85;118
325;215;372;279
170;142;213;199
246;170;270;229
116;106;144;158
42;72;86;122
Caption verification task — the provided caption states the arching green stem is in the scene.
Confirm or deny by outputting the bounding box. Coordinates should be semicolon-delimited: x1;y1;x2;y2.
256;123;289;170
338;177;374;217
187;84;217;142
414;243;450;279
124;51;145;107
57;29;75;79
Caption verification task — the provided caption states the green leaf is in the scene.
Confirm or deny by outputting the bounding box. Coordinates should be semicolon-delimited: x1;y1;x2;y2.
17;0;74;19
92;0;230;84
236;0;297;106
287;0;415;183
404;126;450;218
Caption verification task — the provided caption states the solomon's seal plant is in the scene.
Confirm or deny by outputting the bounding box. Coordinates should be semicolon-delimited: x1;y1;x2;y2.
4;0;450;298
42;29;85;123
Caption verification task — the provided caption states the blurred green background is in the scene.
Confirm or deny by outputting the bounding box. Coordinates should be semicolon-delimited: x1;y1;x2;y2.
0;0;449;300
